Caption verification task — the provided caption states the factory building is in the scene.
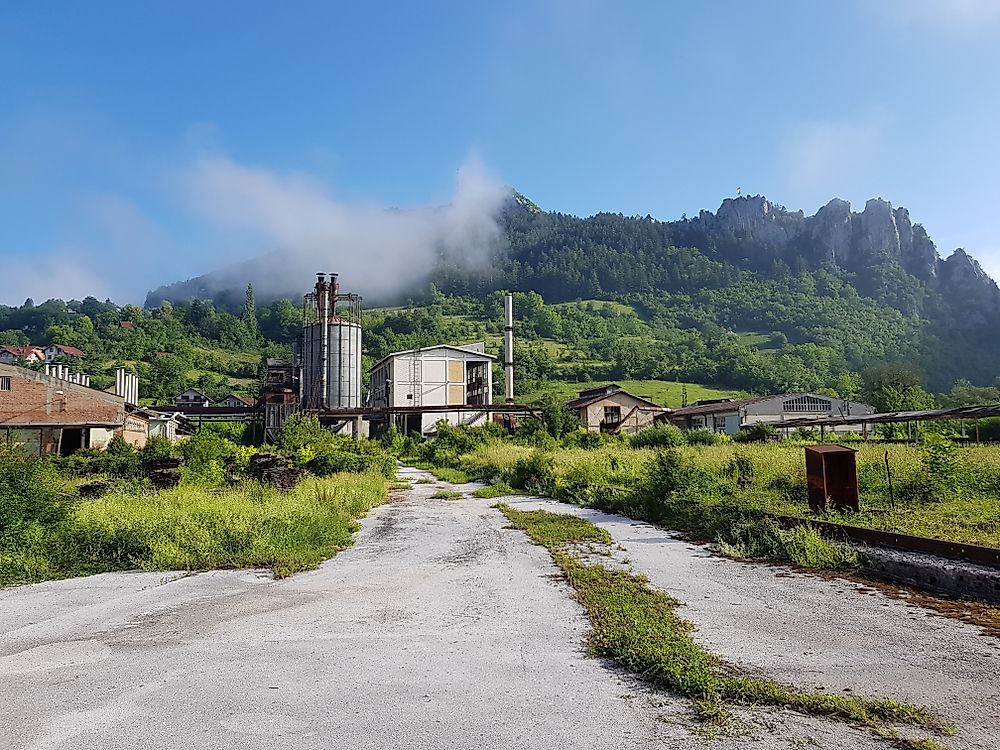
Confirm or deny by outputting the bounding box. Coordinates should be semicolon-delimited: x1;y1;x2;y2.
367;344;494;435
0;363;146;456
668;393;875;436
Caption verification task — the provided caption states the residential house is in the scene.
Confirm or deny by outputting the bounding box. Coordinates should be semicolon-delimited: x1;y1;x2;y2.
174;388;212;408
0;362;147;456
367;343;494;435
44;343;85;362
0;346;45;364
215;394;256;408
667;393;876;436
566;384;668;434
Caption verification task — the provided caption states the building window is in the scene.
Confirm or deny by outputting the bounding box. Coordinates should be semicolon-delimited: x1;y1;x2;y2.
0;376;10;391
713;415;727;433
603;405;621;424
782;395;833;413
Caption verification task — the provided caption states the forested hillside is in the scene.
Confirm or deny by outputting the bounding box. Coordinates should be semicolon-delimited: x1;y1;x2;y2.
6;193;1000;408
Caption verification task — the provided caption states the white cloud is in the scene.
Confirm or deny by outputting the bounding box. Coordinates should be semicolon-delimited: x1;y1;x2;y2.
177;154;509;300
1;246;114;305
868;0;1000;31
776;112;889;206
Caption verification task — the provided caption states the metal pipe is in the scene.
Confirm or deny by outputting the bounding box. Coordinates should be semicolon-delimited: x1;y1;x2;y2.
503;292;514;404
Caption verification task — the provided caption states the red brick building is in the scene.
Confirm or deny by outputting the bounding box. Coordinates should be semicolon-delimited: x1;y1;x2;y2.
0;363;147;456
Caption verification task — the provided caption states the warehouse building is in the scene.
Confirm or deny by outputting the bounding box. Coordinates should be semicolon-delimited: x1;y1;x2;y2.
367;344;494;435
0;363;146;456
668;393;875;436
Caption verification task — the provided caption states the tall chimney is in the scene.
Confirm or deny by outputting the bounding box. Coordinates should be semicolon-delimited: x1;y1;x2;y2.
319;272;330;410
504;292;514;404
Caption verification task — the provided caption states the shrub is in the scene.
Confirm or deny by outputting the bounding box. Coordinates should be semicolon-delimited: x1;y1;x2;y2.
0;446;68;547
510;451;555;493
685;428;720;446
631;424;685;449
562;429;606;450
734;424;778;443
642;448;696;500
179;432;237;480
140;436;174;467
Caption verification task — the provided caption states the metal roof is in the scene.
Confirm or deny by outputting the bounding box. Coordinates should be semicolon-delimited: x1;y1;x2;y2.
768;403;1000;429
368;343;496;371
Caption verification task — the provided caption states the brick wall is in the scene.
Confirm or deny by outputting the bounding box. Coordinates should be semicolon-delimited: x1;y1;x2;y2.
0;363;126;427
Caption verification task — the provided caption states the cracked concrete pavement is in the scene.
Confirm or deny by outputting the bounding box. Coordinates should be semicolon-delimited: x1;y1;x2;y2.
1;466;995;749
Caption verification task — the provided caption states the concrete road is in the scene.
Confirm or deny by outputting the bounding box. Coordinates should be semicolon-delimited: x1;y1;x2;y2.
0;467;990;749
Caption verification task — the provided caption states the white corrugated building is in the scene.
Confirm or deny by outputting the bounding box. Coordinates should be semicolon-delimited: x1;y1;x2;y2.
367;343;494;435
669;392;875;436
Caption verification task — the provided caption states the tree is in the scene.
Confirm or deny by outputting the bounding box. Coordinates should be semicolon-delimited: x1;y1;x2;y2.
243;284;261;346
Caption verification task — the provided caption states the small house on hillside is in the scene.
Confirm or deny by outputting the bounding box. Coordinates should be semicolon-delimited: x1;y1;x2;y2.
174;388;212;408
44;343;85;362
668;393;875;436
566;384;668;434
215;394;257;408
0;346;45;364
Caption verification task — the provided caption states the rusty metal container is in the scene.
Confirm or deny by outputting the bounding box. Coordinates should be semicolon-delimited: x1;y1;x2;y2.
804;444;859;512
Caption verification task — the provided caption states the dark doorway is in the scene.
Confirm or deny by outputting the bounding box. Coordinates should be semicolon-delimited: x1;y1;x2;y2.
60;428;84;456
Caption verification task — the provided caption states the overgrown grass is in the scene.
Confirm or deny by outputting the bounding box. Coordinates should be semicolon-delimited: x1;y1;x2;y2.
472;481;519;499
439;441;1000;550
431;490;464;500
499;505;952;747
411;463;470;484
1;473;386;585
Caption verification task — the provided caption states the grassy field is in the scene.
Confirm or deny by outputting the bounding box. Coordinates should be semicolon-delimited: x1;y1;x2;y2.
428;439;1000;549
523;379;744;408
1;467;386;586
500;504;951;747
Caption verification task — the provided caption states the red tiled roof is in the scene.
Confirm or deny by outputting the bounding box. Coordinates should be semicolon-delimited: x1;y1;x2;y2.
119;321;135;330
49;344;85;356
669;397;768;417
1;346;43;358
566;387;666;412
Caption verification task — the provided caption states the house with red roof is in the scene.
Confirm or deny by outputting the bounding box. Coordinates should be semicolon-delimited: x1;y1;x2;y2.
43;343;86;362
0;346;45;364
566;383;667;434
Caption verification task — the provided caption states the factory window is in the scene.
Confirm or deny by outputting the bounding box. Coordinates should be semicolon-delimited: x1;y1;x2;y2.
782;395;832;413
0;376;10;391
603;405;621;425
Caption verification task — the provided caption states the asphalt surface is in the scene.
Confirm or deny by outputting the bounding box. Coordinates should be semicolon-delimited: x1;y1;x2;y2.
1;466;994;749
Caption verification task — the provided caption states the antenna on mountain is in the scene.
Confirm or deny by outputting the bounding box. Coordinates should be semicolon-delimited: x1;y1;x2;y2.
736;186;742;197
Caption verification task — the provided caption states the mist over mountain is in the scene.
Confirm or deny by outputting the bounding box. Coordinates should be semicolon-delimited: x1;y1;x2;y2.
145;191;1000;390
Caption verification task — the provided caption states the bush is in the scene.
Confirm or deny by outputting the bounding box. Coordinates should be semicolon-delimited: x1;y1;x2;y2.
179;432;238;481
278;414;337;454
510;451;555;493
685;428;720;446
631;424;685;449
0;446;68;547
734;424;778;443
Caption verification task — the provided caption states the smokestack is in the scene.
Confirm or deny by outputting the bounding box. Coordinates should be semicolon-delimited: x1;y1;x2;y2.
504;292;514;404
319;271;330;409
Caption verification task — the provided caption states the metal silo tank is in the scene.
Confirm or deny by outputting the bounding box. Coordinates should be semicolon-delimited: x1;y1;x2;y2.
325;320;362;408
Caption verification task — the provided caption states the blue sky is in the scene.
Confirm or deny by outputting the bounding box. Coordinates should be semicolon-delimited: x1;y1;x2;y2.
2;0;1000;304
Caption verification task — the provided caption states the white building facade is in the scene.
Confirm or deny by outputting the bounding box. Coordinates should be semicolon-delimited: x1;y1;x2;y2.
670;393;876;436
367;344;494;435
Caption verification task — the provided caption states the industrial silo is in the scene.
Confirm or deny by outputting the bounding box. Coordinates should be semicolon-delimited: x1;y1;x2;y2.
300;273;363;409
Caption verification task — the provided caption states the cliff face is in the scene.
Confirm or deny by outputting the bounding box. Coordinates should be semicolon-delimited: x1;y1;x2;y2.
688;195;998;308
